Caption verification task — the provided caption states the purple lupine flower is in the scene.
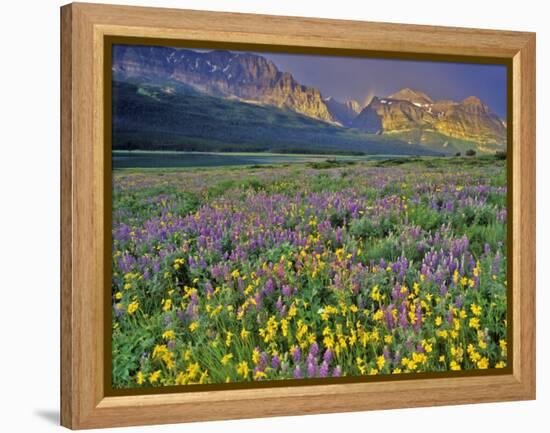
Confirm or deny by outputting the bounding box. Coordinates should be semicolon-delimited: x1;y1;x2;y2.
398;303;409;328
332;366;342;377
309;342;319;358
152;260;160;274
271;354;280;370
276;297;283;312
292;346;301;363
322;349;333;365
293;366;303;379
143;268;150;280
259;352;269;370
282;285;291;297
307;362;316;378
319;361;329;378
384;304;396;329
204;281;214;295
263;278;274;296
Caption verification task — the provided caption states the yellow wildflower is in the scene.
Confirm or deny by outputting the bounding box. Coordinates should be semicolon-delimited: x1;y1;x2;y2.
221;354;233;365
136;371;144;385
450;361;461;371
469;317;480;330
254;370;267;380
288;305;297;319
252;348;260;364
225;331;233;347
371;285;382;302
237;361;249;378
281;319;289;337
373;309;384;321
477;357;489;369
470;304;482;316
186;362;201;380
162;330;175;341
422;339;433;353
436;329;448;339
127;300;139;315
149;370;161;384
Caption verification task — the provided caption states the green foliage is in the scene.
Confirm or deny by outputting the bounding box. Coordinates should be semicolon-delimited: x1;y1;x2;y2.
111;156;508;388
112;80;439;156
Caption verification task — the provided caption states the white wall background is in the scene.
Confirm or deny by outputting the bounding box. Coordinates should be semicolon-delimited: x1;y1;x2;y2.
0;0;546;431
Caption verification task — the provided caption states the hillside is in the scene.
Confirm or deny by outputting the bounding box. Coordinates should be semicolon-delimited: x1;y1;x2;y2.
112;81;440;156
113;45;336;123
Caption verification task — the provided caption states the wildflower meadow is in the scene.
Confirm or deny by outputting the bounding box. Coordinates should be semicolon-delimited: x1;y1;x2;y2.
111;156;508;388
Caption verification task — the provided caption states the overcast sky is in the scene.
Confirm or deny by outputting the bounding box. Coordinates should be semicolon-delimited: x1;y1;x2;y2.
259;51;507;119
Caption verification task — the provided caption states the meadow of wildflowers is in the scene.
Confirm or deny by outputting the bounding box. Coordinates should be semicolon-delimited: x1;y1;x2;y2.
111;156;508;388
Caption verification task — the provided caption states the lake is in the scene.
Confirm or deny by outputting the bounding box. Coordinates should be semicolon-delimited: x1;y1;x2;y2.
112;151;381;169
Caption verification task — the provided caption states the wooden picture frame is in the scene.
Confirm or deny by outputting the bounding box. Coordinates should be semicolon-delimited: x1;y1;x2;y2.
60;2;536;429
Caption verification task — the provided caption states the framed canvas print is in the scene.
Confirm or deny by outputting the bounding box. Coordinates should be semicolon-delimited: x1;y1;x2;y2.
60;2;536;429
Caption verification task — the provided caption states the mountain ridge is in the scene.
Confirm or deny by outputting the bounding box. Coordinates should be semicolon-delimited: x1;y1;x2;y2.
351;90;506;150
112;80;441;156
324;97;362;126
112;46;507;153
113;45;337;124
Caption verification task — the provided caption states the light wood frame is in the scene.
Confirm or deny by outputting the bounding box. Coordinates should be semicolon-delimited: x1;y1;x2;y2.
61;2;536;429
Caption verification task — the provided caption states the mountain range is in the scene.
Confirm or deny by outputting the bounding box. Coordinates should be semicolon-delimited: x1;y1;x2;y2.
112;45;507;155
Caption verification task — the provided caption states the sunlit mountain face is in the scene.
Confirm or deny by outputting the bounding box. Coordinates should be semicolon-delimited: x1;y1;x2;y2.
112;45;507;155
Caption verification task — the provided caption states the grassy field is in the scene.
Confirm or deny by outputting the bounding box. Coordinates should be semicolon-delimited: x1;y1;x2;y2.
111;156;508;388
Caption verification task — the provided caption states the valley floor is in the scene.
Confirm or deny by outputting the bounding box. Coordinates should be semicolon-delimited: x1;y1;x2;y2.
111;156;508;388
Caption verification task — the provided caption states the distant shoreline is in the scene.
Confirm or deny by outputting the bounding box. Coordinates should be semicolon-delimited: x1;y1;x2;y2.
112;150;371;158
111;150;420;170
112;150;415;158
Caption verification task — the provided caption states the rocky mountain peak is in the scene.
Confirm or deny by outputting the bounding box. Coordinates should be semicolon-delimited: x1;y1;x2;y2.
388;88;434;105
460;96;490;113
324;97;362;126
113;45;335;123
352;89;506;148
